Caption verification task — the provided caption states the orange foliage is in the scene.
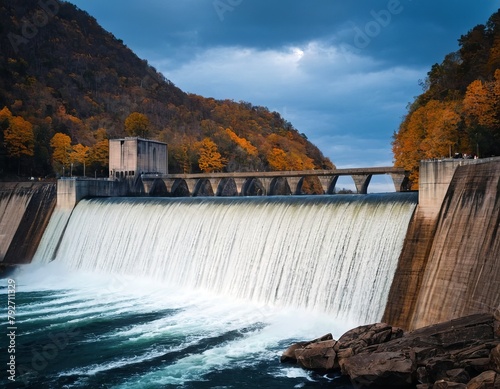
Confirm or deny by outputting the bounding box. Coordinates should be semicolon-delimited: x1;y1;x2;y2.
225;128;258;156
197;138;227;173
463;80;497;128
2;106;35;159
393;100;461;187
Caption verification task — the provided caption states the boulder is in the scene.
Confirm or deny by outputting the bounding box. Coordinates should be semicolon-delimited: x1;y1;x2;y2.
465;370;499;389
341;351;415;388
336;322;404;354
281;313;499;388
295;339;337;371
280;333;332;363
433;380;467;389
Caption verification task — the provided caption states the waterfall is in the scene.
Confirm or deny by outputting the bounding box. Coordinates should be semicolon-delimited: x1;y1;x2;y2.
35;193;417;324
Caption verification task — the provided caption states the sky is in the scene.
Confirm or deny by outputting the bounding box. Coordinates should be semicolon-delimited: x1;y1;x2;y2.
67;0;498;171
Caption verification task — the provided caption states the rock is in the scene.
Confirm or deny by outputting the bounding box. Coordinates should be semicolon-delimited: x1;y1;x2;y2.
295;339;337;371
417;366;431;384
337;347;355;371
424;358;455;382
494;308;500;338
433;380;467;389
280;341;309;363
465;370;499;389
336;322;404;354
281;313;499;388
461;358;493;375
491;345;500;374
341;351;415;388
280;333;332;363
445;368;471;384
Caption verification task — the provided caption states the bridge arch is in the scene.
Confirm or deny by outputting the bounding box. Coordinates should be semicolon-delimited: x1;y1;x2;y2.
243;178;265;196
193;179;214;197
295;176;325;195
216;178;238;196
269;177;291;196
170;179;190;197
148;178;168;197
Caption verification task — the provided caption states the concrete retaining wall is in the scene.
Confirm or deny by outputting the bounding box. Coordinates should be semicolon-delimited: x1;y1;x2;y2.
384;157;500;330
57;178;129;208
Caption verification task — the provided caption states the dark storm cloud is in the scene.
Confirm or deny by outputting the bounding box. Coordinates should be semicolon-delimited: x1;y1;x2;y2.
68;0;498;173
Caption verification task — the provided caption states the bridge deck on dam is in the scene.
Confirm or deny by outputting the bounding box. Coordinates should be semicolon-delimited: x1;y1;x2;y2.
55;166;411;207
140;167;410;197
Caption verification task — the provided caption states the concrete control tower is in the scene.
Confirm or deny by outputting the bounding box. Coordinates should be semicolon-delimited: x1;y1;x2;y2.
109;137;168;180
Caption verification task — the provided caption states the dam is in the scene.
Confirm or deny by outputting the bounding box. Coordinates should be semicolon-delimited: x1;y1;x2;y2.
0;158;499;387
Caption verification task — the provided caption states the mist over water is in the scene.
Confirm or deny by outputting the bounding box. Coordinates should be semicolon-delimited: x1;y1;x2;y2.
4;194;417;388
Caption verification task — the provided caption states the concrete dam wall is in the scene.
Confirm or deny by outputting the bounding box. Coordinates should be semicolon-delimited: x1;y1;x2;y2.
0;182;56;266
411;160;500;328
384;159;500;330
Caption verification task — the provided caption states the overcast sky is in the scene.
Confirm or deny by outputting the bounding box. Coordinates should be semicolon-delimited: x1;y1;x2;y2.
68;0;498;171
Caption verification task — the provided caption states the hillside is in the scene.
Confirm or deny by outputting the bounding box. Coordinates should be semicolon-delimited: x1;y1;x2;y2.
393;9;500;188
0;0;333;179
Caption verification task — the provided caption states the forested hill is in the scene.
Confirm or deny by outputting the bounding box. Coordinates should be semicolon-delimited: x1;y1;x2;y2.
0;0;333;178
393;9;500;188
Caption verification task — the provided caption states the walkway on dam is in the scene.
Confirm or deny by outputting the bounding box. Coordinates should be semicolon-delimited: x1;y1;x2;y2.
141;167;410;197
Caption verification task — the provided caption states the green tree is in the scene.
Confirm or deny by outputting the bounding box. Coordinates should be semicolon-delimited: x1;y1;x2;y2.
125;112;150;138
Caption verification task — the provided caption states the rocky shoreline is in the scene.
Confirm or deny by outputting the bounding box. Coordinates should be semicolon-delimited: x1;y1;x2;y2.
281;312;500;388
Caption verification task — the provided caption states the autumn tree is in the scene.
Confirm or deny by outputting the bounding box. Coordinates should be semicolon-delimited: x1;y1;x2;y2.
463;80;497;128
393;100;462;187
50;133;72;175
197;138;227;173
71;143;90;175
1;107;35;175
267;148;288;170
88;128;109;177
226;128;258;156
125;112;150;138
172;143;194;173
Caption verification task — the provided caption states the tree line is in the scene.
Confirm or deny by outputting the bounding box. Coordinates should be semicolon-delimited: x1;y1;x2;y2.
0;0;333;179
393;10;500;187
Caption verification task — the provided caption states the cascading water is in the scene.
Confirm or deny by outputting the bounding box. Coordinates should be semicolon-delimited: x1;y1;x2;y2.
36;194;416;323
4;193;417;388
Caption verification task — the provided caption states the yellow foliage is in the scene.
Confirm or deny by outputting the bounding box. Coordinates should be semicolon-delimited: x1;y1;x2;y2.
267;148;288;170
125;112;150;137
71;144;90;165
267;147;315;171
393;100;461;187
50;133;72;166
89;139;109;166
4;115;35;158
197;138;227;173
463;80;497;128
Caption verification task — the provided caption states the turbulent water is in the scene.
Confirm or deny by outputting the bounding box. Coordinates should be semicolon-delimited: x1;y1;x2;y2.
1;194;417;388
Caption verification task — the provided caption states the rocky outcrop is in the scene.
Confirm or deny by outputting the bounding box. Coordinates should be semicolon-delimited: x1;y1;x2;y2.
282;313;500;388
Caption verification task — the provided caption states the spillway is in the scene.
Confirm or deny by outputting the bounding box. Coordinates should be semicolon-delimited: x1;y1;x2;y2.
34;193;417;324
